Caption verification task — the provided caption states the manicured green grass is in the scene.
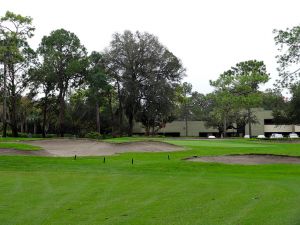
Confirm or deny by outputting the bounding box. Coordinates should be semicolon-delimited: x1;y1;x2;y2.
0;142;42;151
0;137;43;142
1;139;300;225
103;136;162;143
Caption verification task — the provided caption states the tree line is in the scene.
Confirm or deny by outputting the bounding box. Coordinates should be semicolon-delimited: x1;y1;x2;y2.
0;11;299;138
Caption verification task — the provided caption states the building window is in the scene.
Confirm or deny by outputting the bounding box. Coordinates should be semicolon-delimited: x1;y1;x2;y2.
264;119;275;125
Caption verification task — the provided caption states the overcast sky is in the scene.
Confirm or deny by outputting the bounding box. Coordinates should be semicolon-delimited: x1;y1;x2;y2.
2;0;299;94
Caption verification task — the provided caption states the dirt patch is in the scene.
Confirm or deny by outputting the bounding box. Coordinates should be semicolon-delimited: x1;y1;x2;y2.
186;154;300;165
0;139;183;156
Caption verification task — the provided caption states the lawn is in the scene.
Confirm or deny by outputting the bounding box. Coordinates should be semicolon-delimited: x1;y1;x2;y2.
1;138;300;225
103;136;162;143
0;137;43;151
0;142;42;151
0;137;43;142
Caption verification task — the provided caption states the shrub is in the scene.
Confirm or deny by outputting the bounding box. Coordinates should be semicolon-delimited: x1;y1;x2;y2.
85;132;102;140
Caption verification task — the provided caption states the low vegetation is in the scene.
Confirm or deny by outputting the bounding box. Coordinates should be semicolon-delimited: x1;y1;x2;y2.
0;142;42;150
1;139;300;224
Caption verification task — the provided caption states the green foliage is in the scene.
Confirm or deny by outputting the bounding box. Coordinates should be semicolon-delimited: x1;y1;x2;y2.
274;25;300;87
104;30;185;136
5;132;29;138
38;28;88;136
0;11;35;38
209;60;270;136
85;131;102;139
262;89;286;110
86;51;109;103
289;85;300;124
178;91;213;121
273;84;300;124
176;82;193;120
232;60;270;110
0;11;36;137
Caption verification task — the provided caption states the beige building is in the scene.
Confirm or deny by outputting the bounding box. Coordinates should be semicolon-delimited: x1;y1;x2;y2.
133;121;222;137
133;108;299;137
245;108;300;136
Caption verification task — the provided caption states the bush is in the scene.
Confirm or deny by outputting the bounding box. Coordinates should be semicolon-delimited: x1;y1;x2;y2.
85;132;102;140
6;132;28;138
45;134;57;138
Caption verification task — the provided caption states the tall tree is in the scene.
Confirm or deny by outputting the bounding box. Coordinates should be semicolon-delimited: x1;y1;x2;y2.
188;92;213;121
209;91;236;137
284;85;300;125
274;25;300;88
210;60;269;137
86;51;109;134
210;70;236;137
231;60;270;136
262;88;285;110
177;82;192;136
272;84;300;126
104;30;185;136
137;78;180;136
274;26;300;127
29;62;56;137
0;37;7;136
0;11;35;137
38;29;87;137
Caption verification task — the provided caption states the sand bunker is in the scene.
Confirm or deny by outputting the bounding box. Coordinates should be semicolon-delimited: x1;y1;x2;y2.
0;139;183;156
186;154;300;165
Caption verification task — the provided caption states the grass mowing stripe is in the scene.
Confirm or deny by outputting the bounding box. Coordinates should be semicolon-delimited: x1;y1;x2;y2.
1;139;300;224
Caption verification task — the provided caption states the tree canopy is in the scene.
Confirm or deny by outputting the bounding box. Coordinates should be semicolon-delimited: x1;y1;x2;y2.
274;26;300;87
104;30;185;136
38;28;88;137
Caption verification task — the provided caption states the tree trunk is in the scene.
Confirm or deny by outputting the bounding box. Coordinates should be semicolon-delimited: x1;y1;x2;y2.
185;101;188;137
11;97;18;137
119;104;123;136
128;112;133;137
33;122;37;135
145;124;150;136
10;67;18;137
292;125;296;133
2;63;7;137
151;125;155;136
185;119;188;137
42;97;48;138
248;108;252;137
25;121;28;133
117;82;123;136
96;102;100;133
58;92;65;137
108;91;114;134
20;121;24;133
223;113;227;138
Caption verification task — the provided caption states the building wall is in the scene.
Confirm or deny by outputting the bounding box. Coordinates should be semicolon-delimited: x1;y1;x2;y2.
245;108;273;136
295;126;300;132
133;121;232;137
133;108;298;137
264;125;294;133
